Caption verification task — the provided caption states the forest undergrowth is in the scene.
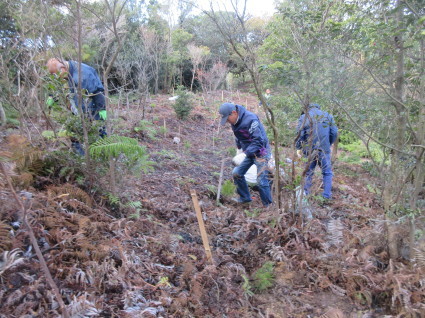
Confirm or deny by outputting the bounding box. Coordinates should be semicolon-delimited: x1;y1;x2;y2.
0;91;424;318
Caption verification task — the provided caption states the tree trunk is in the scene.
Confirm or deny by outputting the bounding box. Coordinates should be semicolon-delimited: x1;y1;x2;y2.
386;0;406;260
0;101;6;127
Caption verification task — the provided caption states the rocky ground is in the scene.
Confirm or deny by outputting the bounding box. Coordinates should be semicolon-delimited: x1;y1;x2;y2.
0;90;424;317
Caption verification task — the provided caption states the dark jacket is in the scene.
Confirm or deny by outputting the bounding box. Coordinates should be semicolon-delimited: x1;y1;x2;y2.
296;104;338;154
231;105;270;158
67;61;105;114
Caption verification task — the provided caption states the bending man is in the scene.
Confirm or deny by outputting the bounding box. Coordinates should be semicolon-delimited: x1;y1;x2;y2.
46;58;106;120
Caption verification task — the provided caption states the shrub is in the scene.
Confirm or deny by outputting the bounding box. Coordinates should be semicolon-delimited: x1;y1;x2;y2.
339;140;384;162
339;129;358;145
173;85;193;120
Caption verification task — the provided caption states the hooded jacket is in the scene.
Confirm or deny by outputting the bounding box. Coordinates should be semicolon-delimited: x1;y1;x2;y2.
231;105;270;158
296;104;338;154
67;61;105;112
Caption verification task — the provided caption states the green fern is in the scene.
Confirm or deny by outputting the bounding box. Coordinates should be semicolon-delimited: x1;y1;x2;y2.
106;192;120;206
125;201;142;209
89;135;146;159
252;261;275;291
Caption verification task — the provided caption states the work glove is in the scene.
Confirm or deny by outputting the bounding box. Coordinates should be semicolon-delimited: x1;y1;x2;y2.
98;110;107;120
232;152;246;166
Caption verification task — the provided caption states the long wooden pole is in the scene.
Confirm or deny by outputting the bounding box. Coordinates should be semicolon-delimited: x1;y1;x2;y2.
190;189;213;264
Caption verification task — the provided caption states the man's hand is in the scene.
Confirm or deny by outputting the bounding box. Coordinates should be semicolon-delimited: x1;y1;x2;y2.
296;150;302;158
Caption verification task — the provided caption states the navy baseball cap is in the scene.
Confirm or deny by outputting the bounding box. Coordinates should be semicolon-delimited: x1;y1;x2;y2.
219;103;236;125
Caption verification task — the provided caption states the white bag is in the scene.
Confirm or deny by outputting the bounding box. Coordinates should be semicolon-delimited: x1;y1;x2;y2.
232;152;258;184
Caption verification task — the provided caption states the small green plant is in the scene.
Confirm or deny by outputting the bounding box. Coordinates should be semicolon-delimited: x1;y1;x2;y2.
252;261;275;291
134;120;157;140
312;194;327;205
157;276;171;288
106;192;120;207
173;85;193;120
205;184;217;196
244;208;261;218
366;184;380;195
125;200;142;209
339;140;384;162
129;210;140;219
184;141;191;150
339;151;361;164
89;135;155;185
154;149;176;159
212;137;221;143
221;180;236;197
159;126;168;136
242;274;254;297
177;177;195;185
227;147;237;157
41;130;55;140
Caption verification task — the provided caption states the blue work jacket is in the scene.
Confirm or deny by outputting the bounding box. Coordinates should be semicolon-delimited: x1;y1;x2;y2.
67;61;104;109
296;104;338;154
231;105;270;158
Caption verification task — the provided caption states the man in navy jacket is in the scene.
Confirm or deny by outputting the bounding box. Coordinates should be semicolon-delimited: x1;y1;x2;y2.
219;103;273;206
47;58;106;120
296;103;338;199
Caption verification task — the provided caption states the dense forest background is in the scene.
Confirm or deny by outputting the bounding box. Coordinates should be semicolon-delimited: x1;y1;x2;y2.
0;0;424;317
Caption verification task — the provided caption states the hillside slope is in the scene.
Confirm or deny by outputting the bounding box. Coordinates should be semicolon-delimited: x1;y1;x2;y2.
0;90;423;317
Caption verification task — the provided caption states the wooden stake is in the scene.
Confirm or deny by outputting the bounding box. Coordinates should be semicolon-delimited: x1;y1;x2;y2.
216;158;226;206
190;189;213;264
221;90;224;101
163;118;166;138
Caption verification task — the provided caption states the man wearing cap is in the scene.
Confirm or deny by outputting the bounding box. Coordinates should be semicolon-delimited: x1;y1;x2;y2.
296;103;338;199
219;103;273;206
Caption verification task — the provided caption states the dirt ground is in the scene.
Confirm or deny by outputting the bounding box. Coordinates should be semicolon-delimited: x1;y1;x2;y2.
0;90;424;317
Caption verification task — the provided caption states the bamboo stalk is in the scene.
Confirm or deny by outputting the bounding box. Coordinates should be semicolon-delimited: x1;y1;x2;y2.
190;189;213;264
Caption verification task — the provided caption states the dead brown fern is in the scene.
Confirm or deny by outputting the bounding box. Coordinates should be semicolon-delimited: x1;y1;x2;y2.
12;172;34;188
413;238;425;268
4;135;44;182
47;183;92;207
318;308;346;318
327;218;344;247
0;221;13;253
